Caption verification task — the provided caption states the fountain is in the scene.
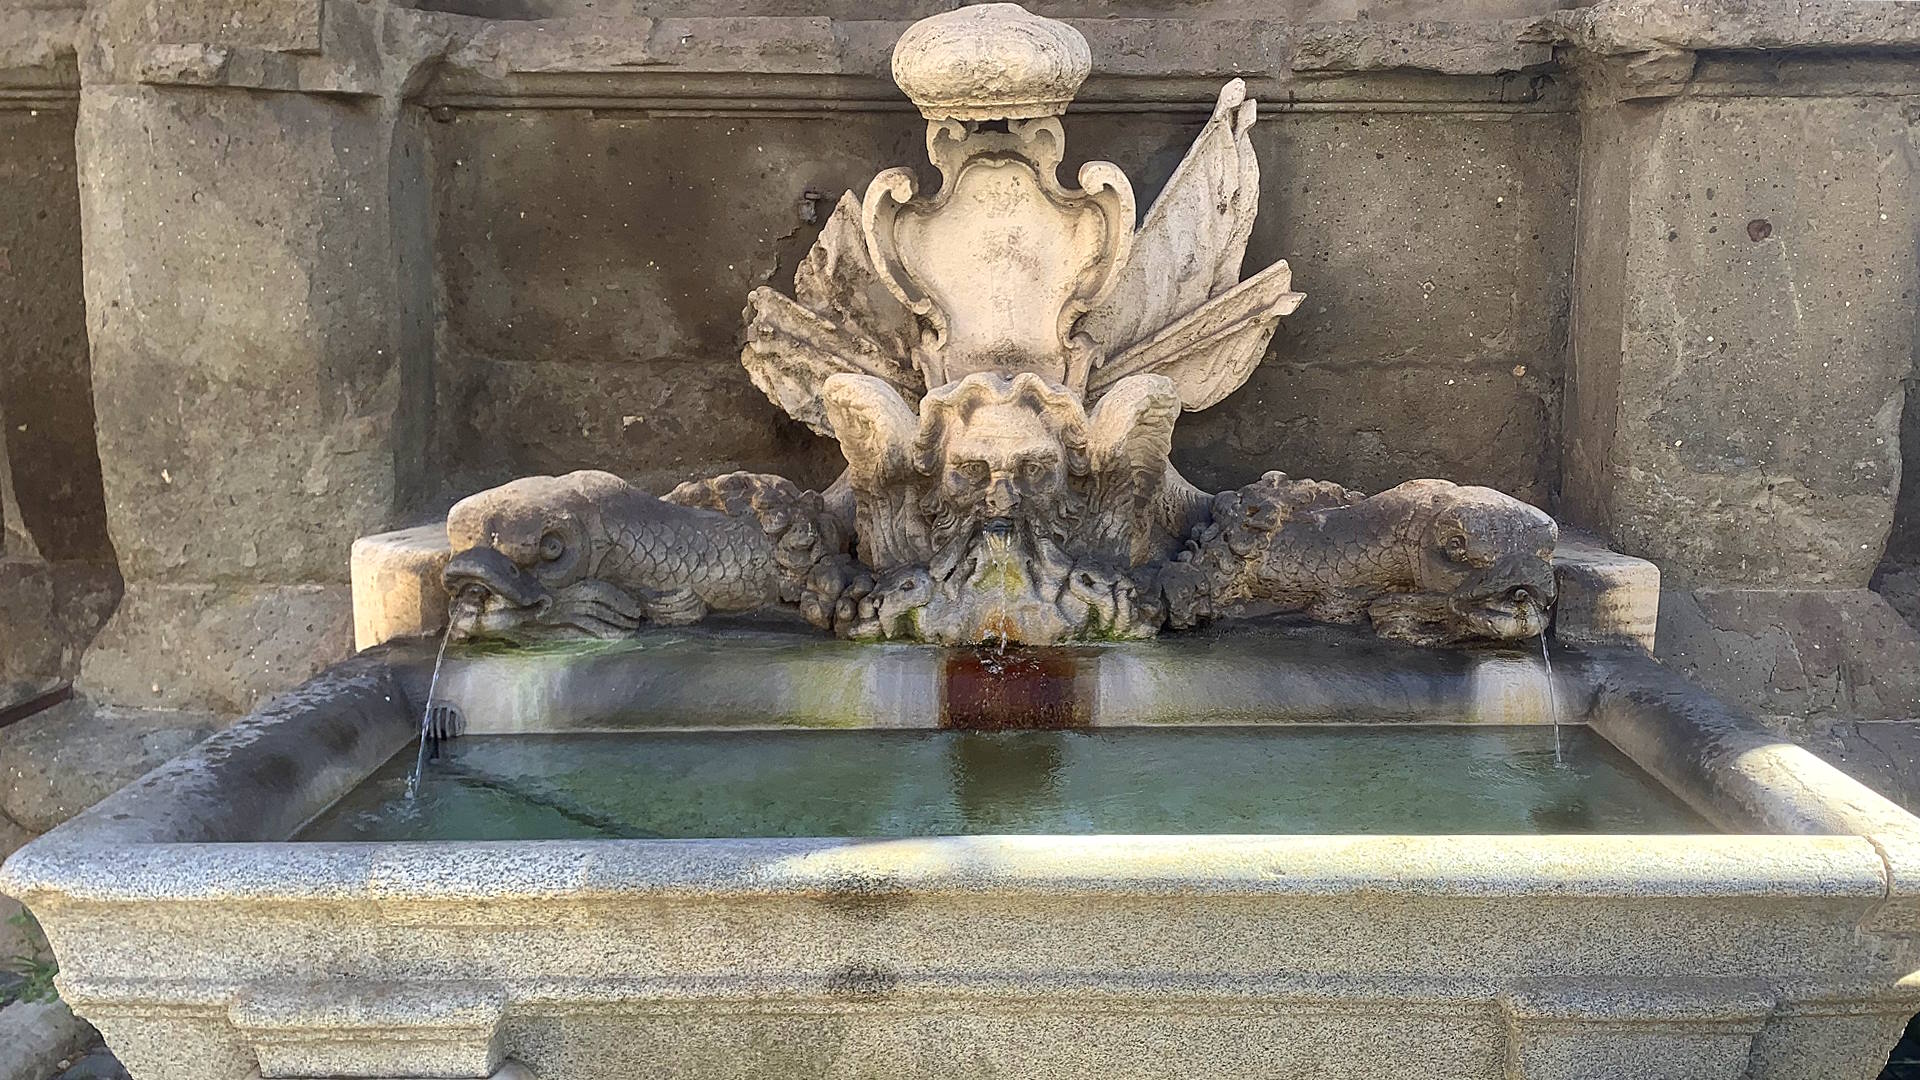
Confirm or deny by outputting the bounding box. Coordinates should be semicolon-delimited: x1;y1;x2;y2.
7;6;1920;1079
436;4;1554;654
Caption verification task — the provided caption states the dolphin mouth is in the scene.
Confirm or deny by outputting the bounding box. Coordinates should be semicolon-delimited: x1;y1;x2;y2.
442;548;649;643
1458;584;1552;640
443;548;553;640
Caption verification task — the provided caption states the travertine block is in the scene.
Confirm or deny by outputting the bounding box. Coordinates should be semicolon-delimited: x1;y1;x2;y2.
351;525;450;651
1564;92;1916;588
1552;532;1660;653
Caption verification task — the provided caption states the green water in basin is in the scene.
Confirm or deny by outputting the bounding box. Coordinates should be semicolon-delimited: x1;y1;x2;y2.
297;726;1710;840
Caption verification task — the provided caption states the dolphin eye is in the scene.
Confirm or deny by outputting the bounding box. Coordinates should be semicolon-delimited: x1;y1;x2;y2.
1443;534;1469;560
538;532;566;561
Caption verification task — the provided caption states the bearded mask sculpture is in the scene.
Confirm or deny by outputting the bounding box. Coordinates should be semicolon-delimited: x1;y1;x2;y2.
917;373;1088;556
817;371;1178;644
438;3;1558;650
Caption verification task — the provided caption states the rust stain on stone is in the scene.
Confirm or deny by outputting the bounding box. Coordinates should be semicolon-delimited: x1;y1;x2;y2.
941;648;1091;730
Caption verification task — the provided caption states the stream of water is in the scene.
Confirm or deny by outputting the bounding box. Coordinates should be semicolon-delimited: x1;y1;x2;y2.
403;630;452;800
1540;635;1563;766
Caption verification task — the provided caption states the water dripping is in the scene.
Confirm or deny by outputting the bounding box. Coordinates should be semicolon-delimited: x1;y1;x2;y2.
405;630;453;800
1539;633;1563;767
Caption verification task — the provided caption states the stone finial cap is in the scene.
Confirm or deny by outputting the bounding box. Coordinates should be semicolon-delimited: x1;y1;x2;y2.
890;3;1091;121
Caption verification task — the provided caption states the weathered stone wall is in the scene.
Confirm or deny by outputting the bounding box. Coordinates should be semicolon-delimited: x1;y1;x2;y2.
1876;388;1920;627
1565;61;1918;589
427;101;1576;504
1553;23;1920;729
74;88;419;712
1;106;108;566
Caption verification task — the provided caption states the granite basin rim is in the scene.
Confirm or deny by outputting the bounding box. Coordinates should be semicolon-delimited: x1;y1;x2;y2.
10;628;1920;1080
3;832;1898;907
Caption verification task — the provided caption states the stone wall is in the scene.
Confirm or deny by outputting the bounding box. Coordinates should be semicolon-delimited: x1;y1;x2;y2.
427;100;1576;504
1876;384;1920;628
1550;20;1920;730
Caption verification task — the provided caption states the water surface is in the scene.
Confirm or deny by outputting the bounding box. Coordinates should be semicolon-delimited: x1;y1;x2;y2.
299;726;1709;840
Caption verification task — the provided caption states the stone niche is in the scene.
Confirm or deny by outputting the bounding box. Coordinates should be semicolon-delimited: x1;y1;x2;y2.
427;81;1576;509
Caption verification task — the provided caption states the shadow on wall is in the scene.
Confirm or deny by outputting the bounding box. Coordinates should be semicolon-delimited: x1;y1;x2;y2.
1871;374;1920;633
1;105;121;686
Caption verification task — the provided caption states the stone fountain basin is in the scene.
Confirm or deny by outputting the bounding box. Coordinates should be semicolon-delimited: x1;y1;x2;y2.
6;625;1920;1080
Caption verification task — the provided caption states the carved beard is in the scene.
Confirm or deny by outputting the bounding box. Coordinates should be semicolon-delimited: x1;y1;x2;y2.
922;484;1087;558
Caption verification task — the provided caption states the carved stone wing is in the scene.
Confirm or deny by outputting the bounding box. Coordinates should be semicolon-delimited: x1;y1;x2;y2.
1088;260;1304;410
1082;79;1262;358
1077;373;1182;567
740;194;923;436
794;192;921;365
819;373;934;571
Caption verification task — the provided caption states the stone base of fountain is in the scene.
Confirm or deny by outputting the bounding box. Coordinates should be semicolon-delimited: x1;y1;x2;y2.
349;520;1663;656
7;627;1920;1080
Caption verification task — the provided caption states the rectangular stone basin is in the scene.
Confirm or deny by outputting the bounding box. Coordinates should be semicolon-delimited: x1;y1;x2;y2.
6;625;1920;1080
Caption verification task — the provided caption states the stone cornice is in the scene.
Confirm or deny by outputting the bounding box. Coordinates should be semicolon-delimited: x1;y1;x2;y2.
40;0;1920;107
1537;0;1920;56
0;4;80;107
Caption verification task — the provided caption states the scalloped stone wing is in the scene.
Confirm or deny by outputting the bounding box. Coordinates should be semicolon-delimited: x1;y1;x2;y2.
1081;79;1262;359
1088;260;1305;410
739;193;923;436
794;192;921;368
819;373;934;571
1077;373;1181;566
741;289;924;436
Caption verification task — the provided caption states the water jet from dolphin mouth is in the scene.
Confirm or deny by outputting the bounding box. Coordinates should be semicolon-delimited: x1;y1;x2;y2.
405;629;454;800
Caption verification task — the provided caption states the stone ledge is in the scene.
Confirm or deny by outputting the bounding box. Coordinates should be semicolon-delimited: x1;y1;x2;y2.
1552;532;1659;653
435;12;1557;84
351;525;450;652
115;2;1920;101
1543;0;1920;57
124;6;1560;99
